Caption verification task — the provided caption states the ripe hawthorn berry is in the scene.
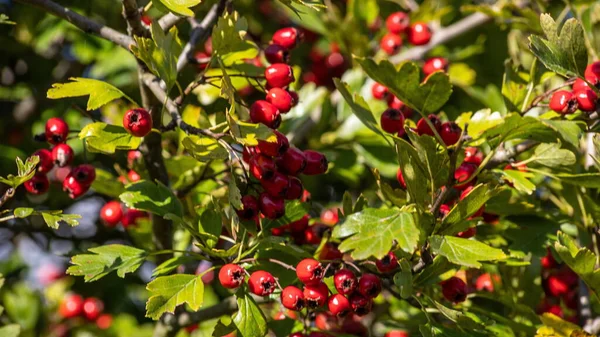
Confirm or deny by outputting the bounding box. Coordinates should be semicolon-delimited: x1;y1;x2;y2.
82;297;104;321
258;131;289;158
265;63;295;88
71;164;96;185
464;147;483;166
549;90;578;114
387;96;414;118
439;204;451;217
376;252;399;273
285;176;304;200
281;285;305;311
385;331;409;337
59;294;84;318
127;170;141;183
574;89;598;112
237;195;259;220
423;57;448;77
63;173;90;199
52;143;74;167
441;276;467;303
249;154;276;180
194;51;210;70
319;243;343;261
303;282;329;308
123;108;153;137
303;150;328;175
250;100;281;129
386;12;410;34
546;274;569;297
457;227;477;238
349;293;372;316
454;162;477;190
277;147;307;175
259;193;285;219
358;274;382;298
34;149;54;173
288;214;309;233
585;61;600;84
24;173;50;195
45;117;69;144
475;273;499;292
328;294;351;318
416;114;442;137
380;33;403;55
371;83;389;100
407;22;432;45
296;258;324;285
248;270;276;296
320;208;339;226
573;78;591;92
100;201;123;227
396;168;407;189
272;27;301;50
242;146;260;163
315;312;339;331
304;223;328;244
218;264;245;289
380;108;405;134
96;313;113;329
261;172;290;198
541;248;557;269
121;208;146;227
334;269;358;295
265;44;289;64
267;88;294;113
439;122;462;146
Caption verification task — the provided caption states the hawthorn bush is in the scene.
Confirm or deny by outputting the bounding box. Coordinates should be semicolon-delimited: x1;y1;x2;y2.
2;0;600;336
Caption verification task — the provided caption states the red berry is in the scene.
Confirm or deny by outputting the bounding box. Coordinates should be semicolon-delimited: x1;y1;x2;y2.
303;150;328;175
34;149;54;173
51;143;74;167
439;122;461;146
121;208;146;227
319;243;343;260
237;195;259;220
277;147;307;175
285;176;304;200
372;83;389;100
127;150;142;167
385;331;409;337
272;27;301;50
249;154;276;180
82;297;104;321
475;273;499;292
45;117;69;144
541;248;557;269
341;319;368;337
281;286;305;311
250;100;281;129
549;90;578;114
416;114;442;137
320;208;339;226
96;313;113;329
71;164;96;185
265;63;295;88
380;108;405;134
261;172;290;198
303;282;329;308
441;276;467;303
63;172;90;199
585;61;600;84
376;252;399;273
194;51;210;70
396;168;407;189
349;293;372;316
457;227;477;238
141;15;152;27
315;312;339;331
380;33;403;55
358;274;381;298
386;12;410;34
242;146;260;163
289;91;299;106
387;96;413;118
290;334;306;337
259;193;285;219
127;170;141;183
574;89;597;112
265;44;290;64
24;173;50;195
258;131;289;158
328;294;351;318
423;57;448;76
218;264;245;289
288;214;309;232
304;223;328;245
545;304;564;318
454;163;477;189
248;270;276;296
267;88;294;113
546;274;569;297
439;204;451;217
296;258;324;285
334;269;357;295
59;294;84;318
464;147;483;166
407;22;432;45
100;201;123;227
573;78;591;92
123;108;153;137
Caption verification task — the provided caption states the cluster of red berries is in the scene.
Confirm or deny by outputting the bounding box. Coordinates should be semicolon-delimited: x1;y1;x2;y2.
549;61;600;114
59;294;112;330
380;11;432;55
440;271;501;304
302;42;348;88
538;249;580;321
25;117;96;199
237;27;328;220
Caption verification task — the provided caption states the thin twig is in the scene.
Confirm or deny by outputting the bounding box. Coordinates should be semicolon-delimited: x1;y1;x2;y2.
158;12;183;31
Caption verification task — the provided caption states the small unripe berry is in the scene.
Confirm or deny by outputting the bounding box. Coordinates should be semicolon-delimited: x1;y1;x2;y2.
59;294;84;318
265;63;295;88
334;269;358;295
277;147;307;175
281;286;305;311
267;88;294;113
123;108;153;137
248;270;276;296
441;276;467;302
259;193;285;219
218;264;245;289
386;12;410;34
100;201;123;227
423;57;448;77
549;90;578;114
272;27;301;50
303;282;329;308
33;149;54;173
574;89;598;112
372;83;389;100
416;114;442;137
250;100;281;129
45;117;69;144
52;143;74;167
24;173;50;195
328;294;351;318
296;258;324;285
380;33;403;55
349;293;372;316
380;108;405;134
303;150;328;175
264;44;289;64
358;274;382;298
375;252;399;273
407;22;432;45
83;297;104;321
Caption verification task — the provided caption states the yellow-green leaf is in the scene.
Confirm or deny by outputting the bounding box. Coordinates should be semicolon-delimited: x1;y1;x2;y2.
79;122;143;154
47;77;130;110
146;274;204;320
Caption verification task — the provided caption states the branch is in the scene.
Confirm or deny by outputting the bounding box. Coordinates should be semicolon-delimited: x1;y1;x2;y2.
158;13;184;31
122;0;149;37
14;0;134;49
484;140;538;169
176;0;228;72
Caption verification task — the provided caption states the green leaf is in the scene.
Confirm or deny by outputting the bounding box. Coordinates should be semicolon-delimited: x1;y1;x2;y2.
554;173;600;188
0;324;20;337
393;260;413;299
332;208;419;260
334;79;388;141
531;143;576;167
182;136;229;162
455;109;504;140
229;168;242;210
502;61;529;112
529;14;588;78
14;207;34;218
3;283;39;330
505;216;559;257
406;133;450;192
47;77;129;110
146;274;204;320
152;255;198;278
413;256;454;286
131;22;182;90
394;138;430;211
79;122;143;154
13;208;80;228
0;14;16;25
429;235;507;268
91;168;126;198
554;232;600;300
440;184;497;235
120;180;183;217
357;58;452;116
481;113;557;148
228;117;274;146
199;206;222;248
154;0;202;16
67;244;147;282
262;200;310;232
211;11;259;66
501;170;536;194
541;119;583;148
0;156;40;189
233;291;268;337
